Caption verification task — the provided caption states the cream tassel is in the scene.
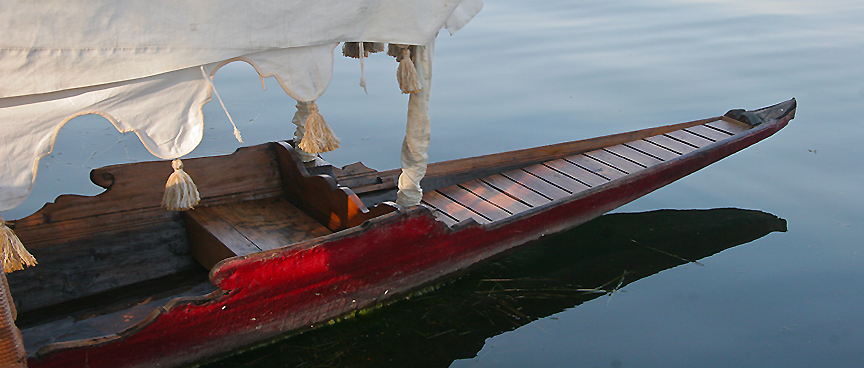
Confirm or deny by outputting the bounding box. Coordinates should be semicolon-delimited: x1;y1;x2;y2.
0;216;36;274
395;46;422;94
162;159;200;211
298;102;340;154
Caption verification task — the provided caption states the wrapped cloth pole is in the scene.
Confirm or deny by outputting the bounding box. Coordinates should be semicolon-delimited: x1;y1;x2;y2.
395;41;435;208
290;101;320;162
0;220;29;367
0;273;26;367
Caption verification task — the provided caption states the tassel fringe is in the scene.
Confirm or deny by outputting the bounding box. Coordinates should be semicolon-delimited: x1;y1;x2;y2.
397;47;422;94
298;102;340;154
162;159;200;211
0;217;36;273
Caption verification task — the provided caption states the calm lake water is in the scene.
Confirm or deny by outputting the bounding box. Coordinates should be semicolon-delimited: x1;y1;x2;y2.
5;0;864;367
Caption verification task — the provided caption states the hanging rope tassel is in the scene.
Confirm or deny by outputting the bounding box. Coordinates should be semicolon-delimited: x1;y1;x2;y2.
298;101;340;154
162;159;200;211
392;45;422;94
0;217;35;274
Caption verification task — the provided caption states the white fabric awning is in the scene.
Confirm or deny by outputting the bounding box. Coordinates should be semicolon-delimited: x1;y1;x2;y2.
0;0;483;212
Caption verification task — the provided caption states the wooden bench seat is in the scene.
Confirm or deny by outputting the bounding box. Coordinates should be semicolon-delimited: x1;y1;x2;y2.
185;197;333;269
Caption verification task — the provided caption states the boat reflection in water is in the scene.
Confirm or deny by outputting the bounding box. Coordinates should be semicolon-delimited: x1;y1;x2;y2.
201;208;787;368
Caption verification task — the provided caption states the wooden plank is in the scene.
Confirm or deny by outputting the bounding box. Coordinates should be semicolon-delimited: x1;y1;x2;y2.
605;144;664;167
708;117;752;134
644;134;698;155
418;199;460;226
583;149;645;174
685;124;734;142
665;130;715;148
204;198;332;251
15;144;284;227
184;209;252;270
543;159;609;187
480;174;550;207
344;116;726;194
274;143;395;231
460;180;531;214
522;164;591;194
501;169;571;201
421;190;490;224
624;140;681;161
564;154;627;180
438;186;512;222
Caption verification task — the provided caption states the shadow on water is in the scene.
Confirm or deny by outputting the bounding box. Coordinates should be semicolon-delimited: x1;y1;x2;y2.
198;208;786;368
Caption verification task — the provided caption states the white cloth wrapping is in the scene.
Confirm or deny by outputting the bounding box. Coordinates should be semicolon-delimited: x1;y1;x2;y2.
395;43;434;208
0;0;483;212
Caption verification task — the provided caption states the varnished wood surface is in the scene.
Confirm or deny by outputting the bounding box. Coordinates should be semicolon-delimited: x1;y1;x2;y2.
564;154;627;180
665;130;715;148
710;117;752;134
583;149;645;174
605;144;664;168
522;164;590;194
543;159;609;187
480;175;551;207
422;121;756;226
685;124;734;141
502;169;571;200
422;190;486;224
644;134;698;155
185;198;332;269
460;180;532;214
344;116;728;194
275;143;396;231
624;140;681;161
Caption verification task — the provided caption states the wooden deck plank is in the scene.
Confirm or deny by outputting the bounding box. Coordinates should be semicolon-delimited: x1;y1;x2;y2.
605;144;664;168
186;208;262;256
523;164;591;194
419;200;460;227
480;174;551;207
564;154;627;180
422;190;490;224
708;117;752;134
685;124;734;142
583;149;645;174
543;159;609;187
206;198;332;251
644;134;698;155
501;169;571;200
460;179;532;214
438;185;512;222
624;140;681;161
665;130;715;148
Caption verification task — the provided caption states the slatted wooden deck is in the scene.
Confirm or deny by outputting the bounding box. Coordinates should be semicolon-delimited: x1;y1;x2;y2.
421;118;751;226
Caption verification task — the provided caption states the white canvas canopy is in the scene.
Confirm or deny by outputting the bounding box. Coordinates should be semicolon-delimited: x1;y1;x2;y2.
0;0;483;212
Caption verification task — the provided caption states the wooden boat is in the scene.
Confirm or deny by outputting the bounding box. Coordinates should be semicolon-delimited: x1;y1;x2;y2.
206;208;788;367
8;98;795;368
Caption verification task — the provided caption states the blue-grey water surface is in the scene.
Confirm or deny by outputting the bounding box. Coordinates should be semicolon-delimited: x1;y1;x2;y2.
4;0;863;367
